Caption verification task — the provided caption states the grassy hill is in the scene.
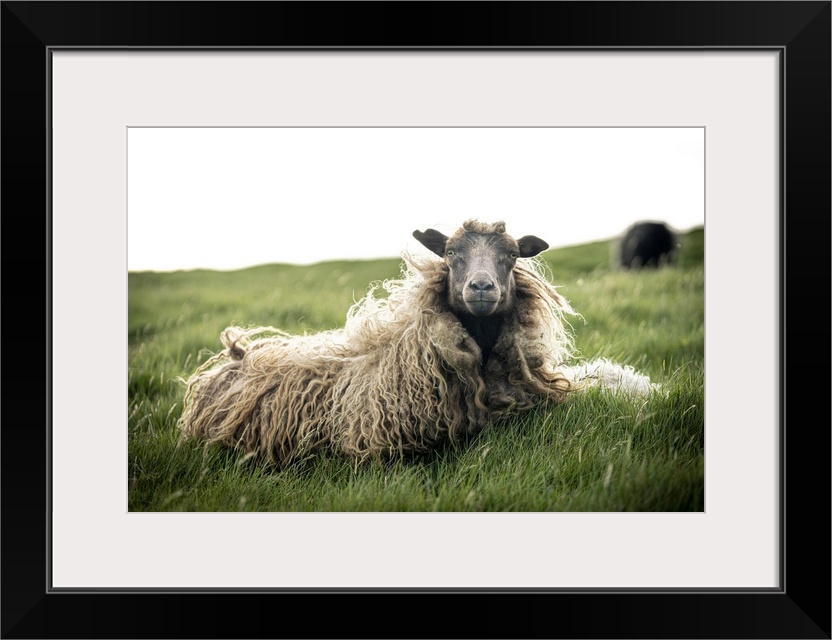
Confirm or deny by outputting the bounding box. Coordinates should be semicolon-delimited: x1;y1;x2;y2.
128;227;704;511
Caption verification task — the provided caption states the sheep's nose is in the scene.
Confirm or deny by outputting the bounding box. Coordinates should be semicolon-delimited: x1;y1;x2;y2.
468;275;495;291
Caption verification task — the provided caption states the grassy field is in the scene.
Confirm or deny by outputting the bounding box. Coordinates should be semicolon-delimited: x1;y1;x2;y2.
128;227;704;512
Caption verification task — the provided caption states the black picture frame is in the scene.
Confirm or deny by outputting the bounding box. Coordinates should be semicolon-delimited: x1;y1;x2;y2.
2;2;829;638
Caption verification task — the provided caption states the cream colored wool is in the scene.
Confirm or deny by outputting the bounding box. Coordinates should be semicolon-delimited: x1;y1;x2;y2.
179;251;585;466
180;219;661;467
561;358;658;397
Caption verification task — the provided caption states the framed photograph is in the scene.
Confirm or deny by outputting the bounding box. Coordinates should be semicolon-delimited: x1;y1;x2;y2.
3;2;829;638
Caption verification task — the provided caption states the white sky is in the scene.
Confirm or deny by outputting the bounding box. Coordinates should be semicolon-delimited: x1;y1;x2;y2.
127;127;704;271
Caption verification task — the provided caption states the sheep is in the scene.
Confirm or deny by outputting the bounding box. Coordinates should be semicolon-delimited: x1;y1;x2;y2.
617;221;677;269
178;219;655;467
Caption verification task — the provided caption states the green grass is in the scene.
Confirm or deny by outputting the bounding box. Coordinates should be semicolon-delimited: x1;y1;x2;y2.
128;226;704;512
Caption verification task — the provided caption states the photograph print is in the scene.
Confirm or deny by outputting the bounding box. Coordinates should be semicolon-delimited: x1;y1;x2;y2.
127;125;705;513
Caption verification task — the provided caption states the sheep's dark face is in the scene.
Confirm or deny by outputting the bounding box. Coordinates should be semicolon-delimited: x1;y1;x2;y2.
414;223;549;318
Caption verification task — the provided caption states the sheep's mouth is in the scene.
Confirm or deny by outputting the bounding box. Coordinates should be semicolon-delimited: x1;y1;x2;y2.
463;297;500;316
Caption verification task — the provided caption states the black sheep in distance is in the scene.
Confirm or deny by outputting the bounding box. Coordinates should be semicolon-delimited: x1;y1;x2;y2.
618;221;677;269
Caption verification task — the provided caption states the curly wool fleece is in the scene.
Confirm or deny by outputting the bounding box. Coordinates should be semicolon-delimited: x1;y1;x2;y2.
179;222;656;467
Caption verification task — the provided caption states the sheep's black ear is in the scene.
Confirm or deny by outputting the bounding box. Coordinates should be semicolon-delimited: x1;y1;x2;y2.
413;228;449;257
517;235;549;258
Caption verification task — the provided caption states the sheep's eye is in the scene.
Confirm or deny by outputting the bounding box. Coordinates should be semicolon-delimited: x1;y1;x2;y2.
510;252;519;259
445;249;455;257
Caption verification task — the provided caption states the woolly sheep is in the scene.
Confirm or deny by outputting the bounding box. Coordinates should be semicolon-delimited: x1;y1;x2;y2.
179;219;655;467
